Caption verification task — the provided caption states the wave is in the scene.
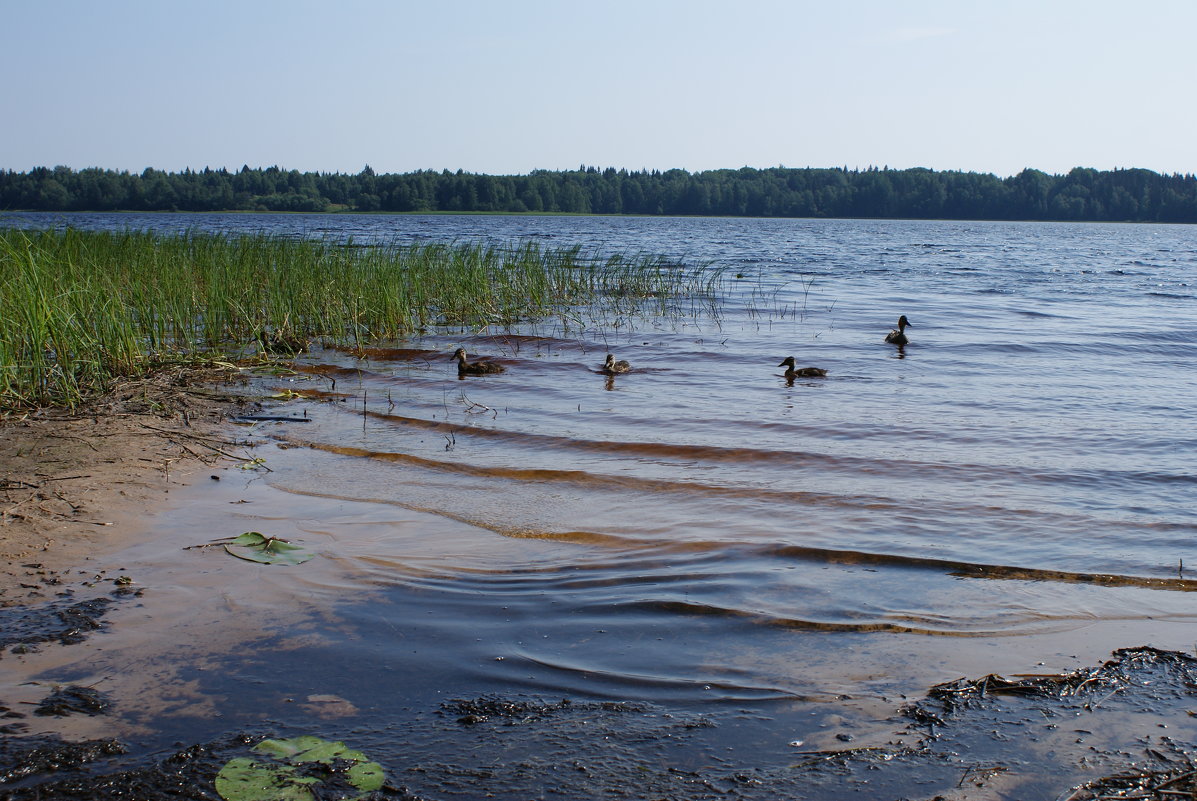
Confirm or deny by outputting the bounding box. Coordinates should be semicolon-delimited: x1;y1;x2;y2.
587;597;1109;637
509;652;827;701
760;542;1197;592
264;473;1197;594
286;406;1197;499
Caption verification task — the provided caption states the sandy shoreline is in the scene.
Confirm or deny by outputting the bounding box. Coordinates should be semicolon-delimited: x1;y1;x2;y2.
0;367;254;605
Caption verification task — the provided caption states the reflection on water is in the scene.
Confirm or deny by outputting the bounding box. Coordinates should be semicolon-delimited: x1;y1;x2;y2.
3;213;1197;796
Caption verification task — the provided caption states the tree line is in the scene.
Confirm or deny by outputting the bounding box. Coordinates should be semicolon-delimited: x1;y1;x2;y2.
2;163;1195;223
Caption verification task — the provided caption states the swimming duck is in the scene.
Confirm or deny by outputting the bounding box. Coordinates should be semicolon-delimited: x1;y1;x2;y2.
778;356;828;379
601;353;631;374
453;347;505;375
885;315;911;346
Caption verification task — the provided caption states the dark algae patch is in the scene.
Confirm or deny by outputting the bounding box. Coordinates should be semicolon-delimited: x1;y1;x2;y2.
0;735;126;789
442;696;670;727
891;646;1197;800
33;685;111;718
1066;750;1197;800
0;567;142;658
0;597;115;655
904;646;1197;737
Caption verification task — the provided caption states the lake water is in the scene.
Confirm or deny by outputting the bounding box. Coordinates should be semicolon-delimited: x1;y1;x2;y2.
4;211;1197;797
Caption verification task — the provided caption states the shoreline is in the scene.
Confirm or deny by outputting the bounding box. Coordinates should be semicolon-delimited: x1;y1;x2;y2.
5;208;1191;226
0;366;253;604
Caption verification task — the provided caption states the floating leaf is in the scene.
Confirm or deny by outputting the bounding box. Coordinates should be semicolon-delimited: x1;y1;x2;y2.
253;736;329;760
240;457;268;470
215;737;384;801
223;532;314;565
215;757;316;801
228;531;268;545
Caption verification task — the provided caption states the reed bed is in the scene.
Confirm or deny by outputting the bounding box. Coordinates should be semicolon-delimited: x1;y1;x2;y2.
0;228;726;409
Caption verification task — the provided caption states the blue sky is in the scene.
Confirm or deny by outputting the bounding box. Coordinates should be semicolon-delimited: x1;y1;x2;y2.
3;0;1194;178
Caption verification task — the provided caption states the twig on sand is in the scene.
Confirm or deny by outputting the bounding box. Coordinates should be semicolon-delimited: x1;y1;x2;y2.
2;493;37;522
139;423;259;466
44;433;101;451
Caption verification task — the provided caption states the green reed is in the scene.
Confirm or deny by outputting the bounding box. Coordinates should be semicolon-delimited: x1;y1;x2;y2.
0;228;726;409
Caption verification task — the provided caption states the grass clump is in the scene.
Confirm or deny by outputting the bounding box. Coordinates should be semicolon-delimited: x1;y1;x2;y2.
0;228;724;409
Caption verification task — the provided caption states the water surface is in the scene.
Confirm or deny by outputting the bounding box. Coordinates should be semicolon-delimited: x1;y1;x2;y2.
4;211;1196;797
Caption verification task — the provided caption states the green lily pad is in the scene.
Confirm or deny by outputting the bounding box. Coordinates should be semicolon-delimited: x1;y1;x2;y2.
223;532;314;566
215;736;384;801
214;757;317;801
254;735;364;762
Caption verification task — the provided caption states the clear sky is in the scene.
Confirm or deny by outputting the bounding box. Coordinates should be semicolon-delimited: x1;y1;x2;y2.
3;0;1194;178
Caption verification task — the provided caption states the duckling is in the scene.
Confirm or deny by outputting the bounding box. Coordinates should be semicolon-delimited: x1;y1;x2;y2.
453;347;504;375
778;356;828;379
601;353;631;374
885;315;911;346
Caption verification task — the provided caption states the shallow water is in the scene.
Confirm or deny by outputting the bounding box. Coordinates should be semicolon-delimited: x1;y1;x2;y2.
4;211;1197;797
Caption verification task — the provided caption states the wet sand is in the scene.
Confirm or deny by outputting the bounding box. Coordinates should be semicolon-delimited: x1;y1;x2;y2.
0;367;254;601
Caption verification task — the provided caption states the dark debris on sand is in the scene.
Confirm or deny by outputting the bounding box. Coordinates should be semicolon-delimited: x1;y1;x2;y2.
905;646;1197;729
1062;741;1197;801
34;685;111;718
442;695;668;727
0;736;126;789
0;597;115;656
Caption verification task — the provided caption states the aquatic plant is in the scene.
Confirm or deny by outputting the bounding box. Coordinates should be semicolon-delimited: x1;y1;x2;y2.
215;736;384;801
0;228;726;409
222;532;314;565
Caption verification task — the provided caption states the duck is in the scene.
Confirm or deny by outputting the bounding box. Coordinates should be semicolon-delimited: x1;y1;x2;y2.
778;356;827;379
452;347;505;375
885;315;911;346
601;353;631;374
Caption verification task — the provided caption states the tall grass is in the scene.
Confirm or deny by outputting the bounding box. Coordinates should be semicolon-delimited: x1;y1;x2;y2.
0;228;725;409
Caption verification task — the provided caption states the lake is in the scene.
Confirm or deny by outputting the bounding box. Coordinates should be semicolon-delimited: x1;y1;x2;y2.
3;211;1196;798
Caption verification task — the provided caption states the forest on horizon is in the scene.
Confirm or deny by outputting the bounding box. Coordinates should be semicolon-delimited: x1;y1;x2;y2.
3;163;1196;223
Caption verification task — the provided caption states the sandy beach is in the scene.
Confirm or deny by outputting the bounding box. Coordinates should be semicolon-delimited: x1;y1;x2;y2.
0;367;251;603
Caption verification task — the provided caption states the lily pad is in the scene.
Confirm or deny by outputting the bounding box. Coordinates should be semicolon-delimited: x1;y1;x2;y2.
223;532;314;566
215;757;317;801
215;736;384;801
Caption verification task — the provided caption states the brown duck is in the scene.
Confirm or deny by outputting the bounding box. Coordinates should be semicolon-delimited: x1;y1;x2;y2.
778;356;828;379
601;354;631;374
885;315;911;346
453;347;504;375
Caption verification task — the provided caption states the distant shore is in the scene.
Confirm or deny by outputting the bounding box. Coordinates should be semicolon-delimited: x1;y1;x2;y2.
4;163;1194;222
